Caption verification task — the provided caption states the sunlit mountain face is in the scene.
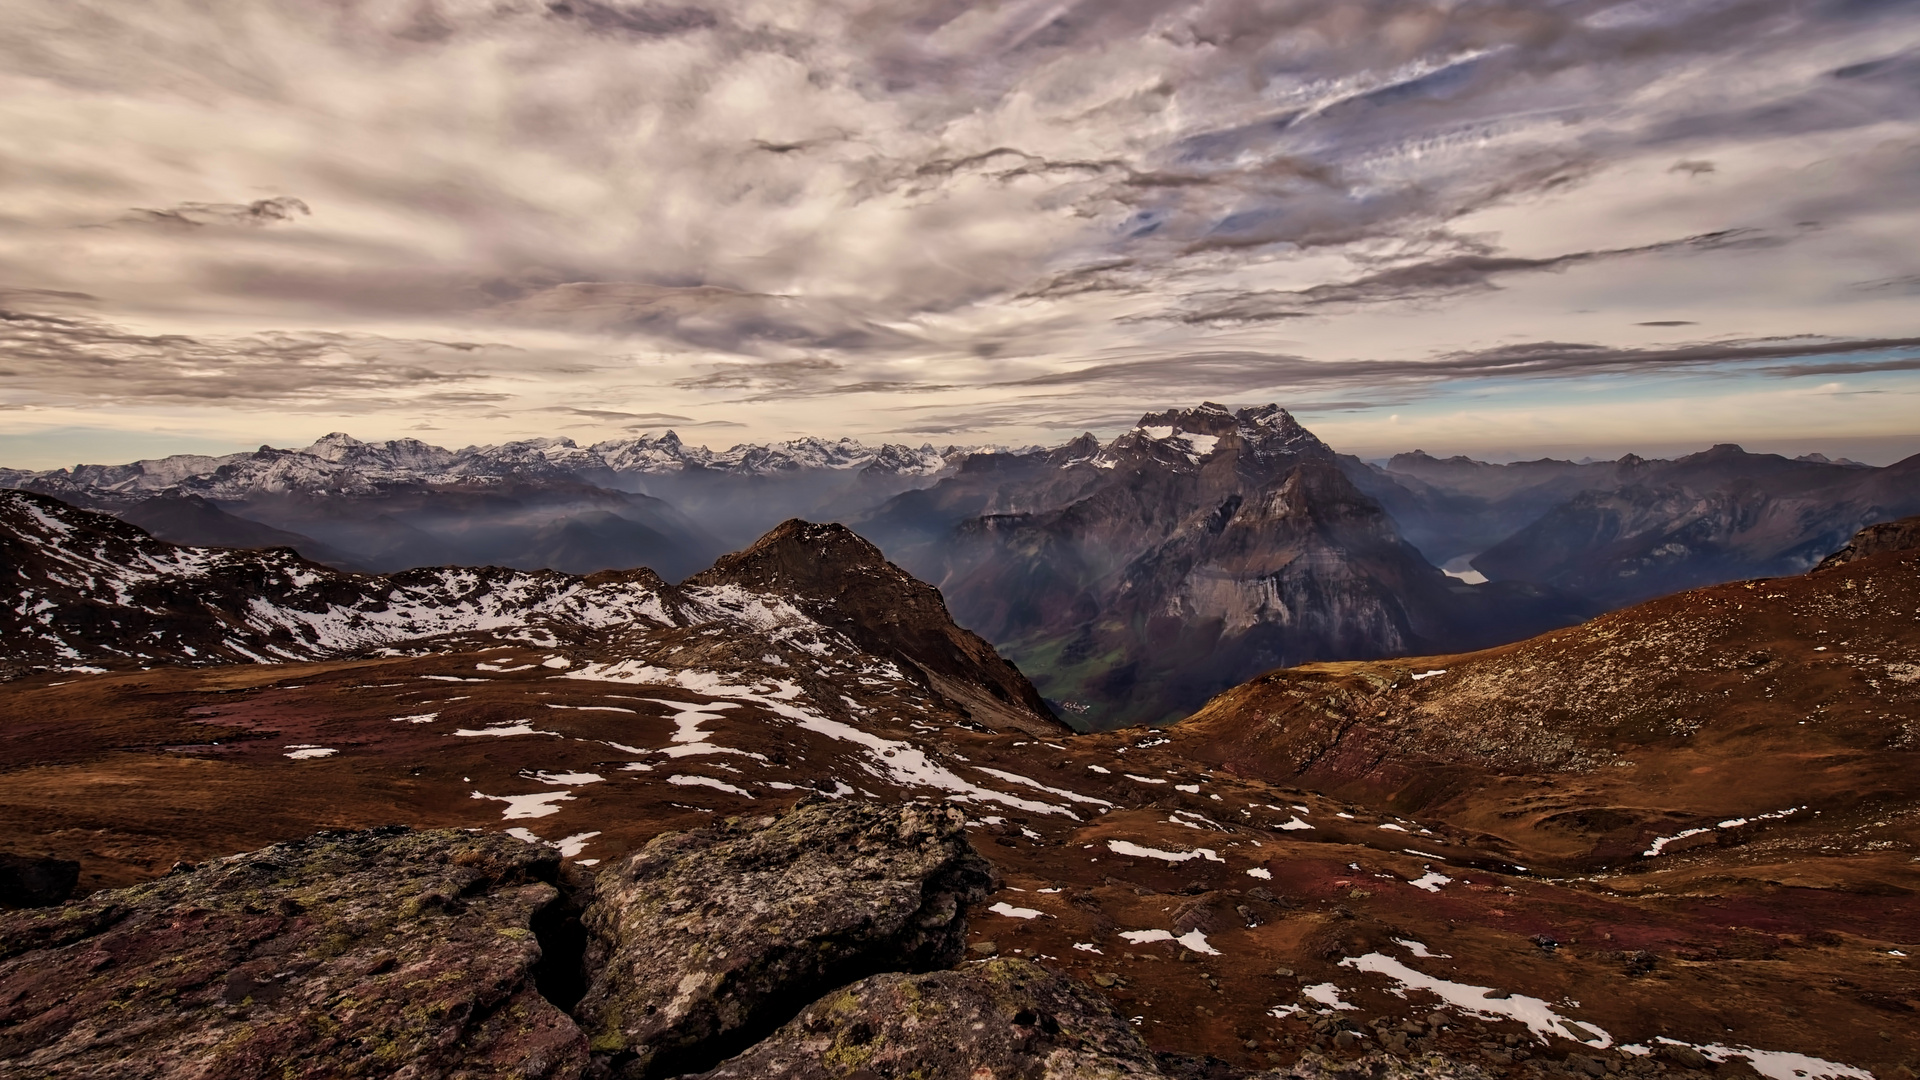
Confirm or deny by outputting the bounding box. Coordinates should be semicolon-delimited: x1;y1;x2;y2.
0;0;1917;465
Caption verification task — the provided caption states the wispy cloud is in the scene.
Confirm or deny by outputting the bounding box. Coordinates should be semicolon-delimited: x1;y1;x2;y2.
0;0;1912;454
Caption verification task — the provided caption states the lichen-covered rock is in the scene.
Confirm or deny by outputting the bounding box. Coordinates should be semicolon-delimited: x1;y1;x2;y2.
0;826;586;1079
1259;1051;1495;1080
692;957;1165;1080
574;799;993;1079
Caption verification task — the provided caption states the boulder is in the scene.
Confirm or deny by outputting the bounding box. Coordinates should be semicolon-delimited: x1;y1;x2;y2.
691;957;1165;1080
0;826;586;1079
574;799;993;1079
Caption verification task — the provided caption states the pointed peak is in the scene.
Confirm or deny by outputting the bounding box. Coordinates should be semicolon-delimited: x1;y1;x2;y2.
303;432;364;460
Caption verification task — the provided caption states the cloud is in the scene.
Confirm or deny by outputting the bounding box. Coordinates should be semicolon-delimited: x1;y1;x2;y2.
543;1;719;38
116;197;311;229
494;283;923;355
1158;230;1774;324
542;407;698;423
0;307;508;406
0;0;1914;450
992;335;1920;397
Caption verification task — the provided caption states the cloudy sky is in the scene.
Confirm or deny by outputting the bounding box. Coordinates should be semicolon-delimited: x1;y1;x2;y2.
2;0;1918;468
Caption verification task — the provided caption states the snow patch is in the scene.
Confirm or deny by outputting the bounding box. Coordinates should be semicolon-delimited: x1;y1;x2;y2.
1340;953;1610;1046
471;790;574;819
1107;839;1222;863
667;774;753;797
454;721;559;738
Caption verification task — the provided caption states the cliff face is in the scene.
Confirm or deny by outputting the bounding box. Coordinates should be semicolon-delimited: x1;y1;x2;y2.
867;404;1583;729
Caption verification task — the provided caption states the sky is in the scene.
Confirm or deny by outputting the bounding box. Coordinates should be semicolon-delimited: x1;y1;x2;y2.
2;0;1919;469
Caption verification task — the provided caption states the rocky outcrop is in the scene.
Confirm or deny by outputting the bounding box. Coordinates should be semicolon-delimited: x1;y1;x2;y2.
574;799;993;1079
0;807;998;1079
690;958;1165;1080
0;827;587;1078
1813;513;1920;571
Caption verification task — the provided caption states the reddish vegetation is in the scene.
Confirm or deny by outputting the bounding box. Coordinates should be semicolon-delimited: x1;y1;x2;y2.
2;505;1916;1078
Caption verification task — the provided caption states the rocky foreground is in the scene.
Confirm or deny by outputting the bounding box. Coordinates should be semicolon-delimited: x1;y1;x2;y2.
0;801;1494;1080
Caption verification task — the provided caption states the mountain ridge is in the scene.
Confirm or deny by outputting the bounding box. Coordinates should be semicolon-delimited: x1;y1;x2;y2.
861;403;1589;729
0;488;1062;736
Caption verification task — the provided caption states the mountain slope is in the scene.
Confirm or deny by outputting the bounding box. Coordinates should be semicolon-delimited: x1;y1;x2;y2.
864;404;1586;729
0;488;1060;736
686;519;1060;736
113;493;364;570
1173;515;1920;869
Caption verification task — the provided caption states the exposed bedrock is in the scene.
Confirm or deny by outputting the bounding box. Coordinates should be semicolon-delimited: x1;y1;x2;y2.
0;826;588;1079
689;957;1166;1080
0;804;1500;1080
574;798;994;1079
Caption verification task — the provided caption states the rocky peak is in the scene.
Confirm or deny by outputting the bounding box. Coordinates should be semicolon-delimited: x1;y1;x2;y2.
301;432;365;461
1136;400;1239;436
689;520;1065;735
1107;402;1331;473
1048;432;1103;466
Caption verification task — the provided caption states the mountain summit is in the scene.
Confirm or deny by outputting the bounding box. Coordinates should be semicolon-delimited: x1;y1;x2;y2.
861;404;1584;728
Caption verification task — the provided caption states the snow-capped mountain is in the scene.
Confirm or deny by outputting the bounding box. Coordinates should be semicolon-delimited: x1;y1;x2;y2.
0;431;955;503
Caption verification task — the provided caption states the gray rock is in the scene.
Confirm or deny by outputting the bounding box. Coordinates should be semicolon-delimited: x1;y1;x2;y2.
0;826;586;1079
691;957;1165;1080
574;799;993;1079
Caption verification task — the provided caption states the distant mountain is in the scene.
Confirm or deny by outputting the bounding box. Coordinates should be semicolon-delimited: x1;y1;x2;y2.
861;403;1588;730
1331;444;1920;608
0;430;955;501
0;431;973;563
1339;451;1618;567
1379;446;1920;609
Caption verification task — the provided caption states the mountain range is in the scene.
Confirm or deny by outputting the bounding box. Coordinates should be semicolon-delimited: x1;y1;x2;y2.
1;486;1915;1079
1360;445;1920;607
6;407;1918;729
0;431;970;578
859;403;1590;728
